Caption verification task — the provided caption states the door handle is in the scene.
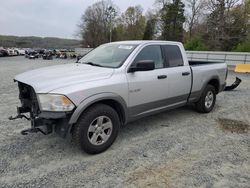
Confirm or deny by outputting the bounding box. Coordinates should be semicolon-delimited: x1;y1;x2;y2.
182;72;190;76
157;75;167;79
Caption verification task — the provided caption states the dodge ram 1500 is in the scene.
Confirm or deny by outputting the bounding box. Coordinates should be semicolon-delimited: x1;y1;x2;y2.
10;41;227;154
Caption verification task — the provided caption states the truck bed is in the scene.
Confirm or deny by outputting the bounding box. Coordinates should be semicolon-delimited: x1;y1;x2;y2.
189;60;227;102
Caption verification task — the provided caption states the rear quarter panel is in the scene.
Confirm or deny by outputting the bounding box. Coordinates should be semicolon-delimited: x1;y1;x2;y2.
191;63;227;94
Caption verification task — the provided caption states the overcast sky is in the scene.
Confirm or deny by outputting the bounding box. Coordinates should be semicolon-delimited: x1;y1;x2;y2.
0;0;155;39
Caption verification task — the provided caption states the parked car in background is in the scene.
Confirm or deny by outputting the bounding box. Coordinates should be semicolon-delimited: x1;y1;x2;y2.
60;52;67;59
0;47;9;57
43;51;53;60
69;53;77;59
36;49;45;57
25;49;32;58
7;48;18;56
17;49;25;55
28;51;39;59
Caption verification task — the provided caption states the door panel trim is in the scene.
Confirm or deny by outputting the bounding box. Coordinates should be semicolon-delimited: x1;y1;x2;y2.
188;90;202;103
128;94;188;119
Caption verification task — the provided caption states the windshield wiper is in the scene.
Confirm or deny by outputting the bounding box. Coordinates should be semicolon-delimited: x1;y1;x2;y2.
83;62;103;67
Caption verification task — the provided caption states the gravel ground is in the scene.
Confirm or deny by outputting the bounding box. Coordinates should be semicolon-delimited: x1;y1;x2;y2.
0;56;249;188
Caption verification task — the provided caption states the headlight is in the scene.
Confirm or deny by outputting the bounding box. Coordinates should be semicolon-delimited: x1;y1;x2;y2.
38;94;75;112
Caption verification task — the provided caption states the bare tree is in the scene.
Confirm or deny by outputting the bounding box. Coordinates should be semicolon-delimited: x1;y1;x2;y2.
105;6;118;42
186;0;206;39
154;0;170;8
205;0;240;50
243;0;250;37
78;0;117;47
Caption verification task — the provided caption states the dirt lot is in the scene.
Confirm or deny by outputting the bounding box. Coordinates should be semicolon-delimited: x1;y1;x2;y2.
0;56;249;188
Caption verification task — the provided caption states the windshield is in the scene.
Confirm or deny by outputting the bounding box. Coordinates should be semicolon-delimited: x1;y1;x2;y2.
79;43;137;68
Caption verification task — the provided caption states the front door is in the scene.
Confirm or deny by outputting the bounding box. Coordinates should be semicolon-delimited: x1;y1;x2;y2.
126;45;169;118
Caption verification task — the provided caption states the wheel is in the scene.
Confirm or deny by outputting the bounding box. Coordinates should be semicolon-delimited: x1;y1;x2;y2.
72;104;120;154
195;84;216;113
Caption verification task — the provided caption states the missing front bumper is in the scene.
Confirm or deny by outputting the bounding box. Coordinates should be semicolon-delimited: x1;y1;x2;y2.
9;109;72;137
10;82;73;137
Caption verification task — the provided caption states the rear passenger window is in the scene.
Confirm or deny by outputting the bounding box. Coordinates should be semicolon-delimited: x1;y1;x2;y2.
163;45;184;67
133;45;164;69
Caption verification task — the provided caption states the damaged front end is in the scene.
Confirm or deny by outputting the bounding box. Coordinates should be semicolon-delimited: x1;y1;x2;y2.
9;82;73;137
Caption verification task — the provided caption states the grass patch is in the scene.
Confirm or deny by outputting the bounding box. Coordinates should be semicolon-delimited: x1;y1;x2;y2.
217;118;249;133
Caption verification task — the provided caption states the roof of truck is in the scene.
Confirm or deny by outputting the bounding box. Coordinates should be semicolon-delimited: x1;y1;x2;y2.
110;40;183;46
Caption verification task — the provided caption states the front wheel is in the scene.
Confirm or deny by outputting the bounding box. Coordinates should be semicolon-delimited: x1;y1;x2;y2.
72;104;120;154
195;84;216;113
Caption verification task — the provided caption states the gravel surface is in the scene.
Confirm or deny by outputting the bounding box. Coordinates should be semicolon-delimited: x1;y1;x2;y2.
0;56;249;188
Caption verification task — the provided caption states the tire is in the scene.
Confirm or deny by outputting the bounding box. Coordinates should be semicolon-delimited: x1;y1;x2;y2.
195;84;216;113
72;104;120;154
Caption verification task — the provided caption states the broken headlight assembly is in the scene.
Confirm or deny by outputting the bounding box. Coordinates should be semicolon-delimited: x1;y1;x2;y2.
37;94;75;112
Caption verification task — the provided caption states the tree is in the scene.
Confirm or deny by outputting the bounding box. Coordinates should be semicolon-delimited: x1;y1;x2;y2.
206;0;240;50
231;0;250;51
234;41;250;52
161;0;185;41
143;19;157;39
154;0;170;9
78;1;117;47
118;6;146;40
244;0;250;38
143;11;157;40
184;37;208;50
105;6;118;42
186;0;206;39
111;21;126;41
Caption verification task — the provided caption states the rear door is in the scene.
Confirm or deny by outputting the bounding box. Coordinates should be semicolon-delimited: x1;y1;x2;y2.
161;45;192;102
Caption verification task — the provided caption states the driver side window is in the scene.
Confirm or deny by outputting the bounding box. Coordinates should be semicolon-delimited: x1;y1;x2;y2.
133;45;164;69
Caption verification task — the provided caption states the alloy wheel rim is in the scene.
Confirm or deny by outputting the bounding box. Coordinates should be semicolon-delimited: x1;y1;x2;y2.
205;91;214;109
87;116;113;146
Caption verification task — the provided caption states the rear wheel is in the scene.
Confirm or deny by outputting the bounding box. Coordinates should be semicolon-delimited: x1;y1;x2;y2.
195;84;216;113
72;104;120;154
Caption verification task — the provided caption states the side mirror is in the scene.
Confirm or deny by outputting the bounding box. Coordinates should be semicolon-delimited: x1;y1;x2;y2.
129;60;155;73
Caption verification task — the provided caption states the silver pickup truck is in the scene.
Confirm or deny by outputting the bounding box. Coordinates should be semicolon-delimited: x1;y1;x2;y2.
11;41;227;154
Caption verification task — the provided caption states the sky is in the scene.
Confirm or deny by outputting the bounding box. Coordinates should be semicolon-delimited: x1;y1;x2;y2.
0;0;155;39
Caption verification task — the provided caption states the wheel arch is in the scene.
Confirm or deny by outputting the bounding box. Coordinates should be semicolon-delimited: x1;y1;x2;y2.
68;93;128;126
207;78;220;94
191;76;220;103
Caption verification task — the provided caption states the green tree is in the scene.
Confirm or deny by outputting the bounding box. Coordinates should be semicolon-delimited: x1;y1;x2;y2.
161;0;185;41
206;0;241;51
143;18;157;40
225;5;248;51
234;0;250;53
234;41;250;52
119;6;146;40
184;37;208;51
112;23;126;41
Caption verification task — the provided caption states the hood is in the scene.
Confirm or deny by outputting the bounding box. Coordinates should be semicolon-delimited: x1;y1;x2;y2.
15;63;114;93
